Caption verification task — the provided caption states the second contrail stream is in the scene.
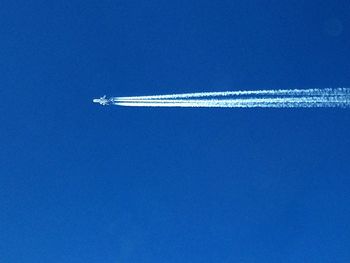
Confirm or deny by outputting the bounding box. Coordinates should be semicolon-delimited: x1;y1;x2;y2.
93;88;350;108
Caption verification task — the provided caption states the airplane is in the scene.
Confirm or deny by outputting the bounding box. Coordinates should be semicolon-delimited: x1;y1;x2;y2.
93;95;109;106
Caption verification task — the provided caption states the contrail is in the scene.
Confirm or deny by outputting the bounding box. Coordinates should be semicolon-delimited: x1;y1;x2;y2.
93;88;350;108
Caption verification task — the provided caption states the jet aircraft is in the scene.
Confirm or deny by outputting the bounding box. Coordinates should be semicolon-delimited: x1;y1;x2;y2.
93;95;109;106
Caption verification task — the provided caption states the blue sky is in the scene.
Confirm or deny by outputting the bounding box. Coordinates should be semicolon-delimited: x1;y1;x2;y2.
1;0;350;262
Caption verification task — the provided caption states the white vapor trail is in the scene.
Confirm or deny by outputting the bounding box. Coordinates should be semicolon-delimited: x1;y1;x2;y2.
93;88;350;108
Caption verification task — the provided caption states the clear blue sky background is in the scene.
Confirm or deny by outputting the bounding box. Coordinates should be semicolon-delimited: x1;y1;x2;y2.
1;1;350;262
